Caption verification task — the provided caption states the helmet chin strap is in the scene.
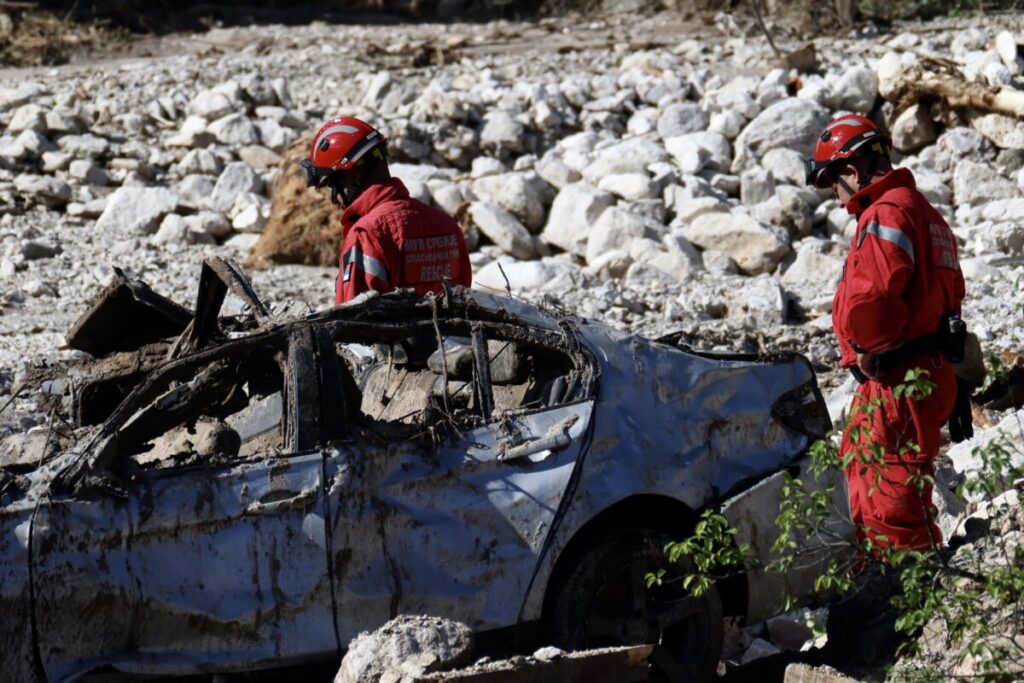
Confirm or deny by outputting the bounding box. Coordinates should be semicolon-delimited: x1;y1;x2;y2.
328;163;373;208
859;154;880;191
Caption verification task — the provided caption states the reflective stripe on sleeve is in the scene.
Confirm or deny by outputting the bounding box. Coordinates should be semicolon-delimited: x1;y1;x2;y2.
342;246;390;284
856;219;915;263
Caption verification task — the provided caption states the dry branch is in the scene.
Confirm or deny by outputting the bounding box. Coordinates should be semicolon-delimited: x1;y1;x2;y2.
878;52;1024;119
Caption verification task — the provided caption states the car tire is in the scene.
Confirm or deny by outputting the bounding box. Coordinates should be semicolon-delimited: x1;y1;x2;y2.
546;528;724;683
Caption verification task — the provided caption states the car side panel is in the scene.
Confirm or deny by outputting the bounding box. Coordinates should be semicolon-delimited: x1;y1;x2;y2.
32;453;336;680
0;506;40;683
325;401;594;641
31;495;137;682
519;332;820;622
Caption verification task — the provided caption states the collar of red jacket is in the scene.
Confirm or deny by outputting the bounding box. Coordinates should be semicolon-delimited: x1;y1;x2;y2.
340;177;410;229
846;167;915;216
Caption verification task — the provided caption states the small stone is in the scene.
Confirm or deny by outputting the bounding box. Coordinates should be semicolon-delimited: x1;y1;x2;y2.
536;152;577;189
19;241;60;261
471;157;508;178
189;86;238;120
7;104;47;133
733;98;831;170
23;279;56;297
471;172;549;231
57;134;109;158
760;148;806;187
970;112;1024;150
184;211;232;239
541;182;616;256
657;101;707;138
13;175;71;207
681;210;790;275
211;162;262;213
177;174;216;210
238;145;283;172
151;214;189;245
581;138;668;184
709;109;745;139
0;81;48;111
335;616;473;683
533;100;562;129
891;103;937;153
45;110;85;134
741;168;775;205
703;249;738;274
834;65;878;113
255;118;296;151
469;201;536;259
208;113;261;146
480;111;525;154
40;151;72;172
953;160;1017;206
95;186;179;235
166;115;214;148
586;206;663;265
177;149;224;176
598;171;657;201
668;131;732;172
8;129;56;158
69;159;109;186
224;232;260;251
231;193;271;233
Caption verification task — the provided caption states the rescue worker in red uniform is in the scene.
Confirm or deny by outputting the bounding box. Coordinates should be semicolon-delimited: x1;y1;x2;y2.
806;115;971;554
301;116;471;305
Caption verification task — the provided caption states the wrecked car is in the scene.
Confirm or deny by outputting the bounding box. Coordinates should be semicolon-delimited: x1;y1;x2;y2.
0;258;850;682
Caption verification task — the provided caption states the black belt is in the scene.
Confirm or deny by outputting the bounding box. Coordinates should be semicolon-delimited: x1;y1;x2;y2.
850;331;942;383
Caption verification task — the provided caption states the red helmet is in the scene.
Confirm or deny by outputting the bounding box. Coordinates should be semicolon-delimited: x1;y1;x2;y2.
805;114;891;189
302;116;387;188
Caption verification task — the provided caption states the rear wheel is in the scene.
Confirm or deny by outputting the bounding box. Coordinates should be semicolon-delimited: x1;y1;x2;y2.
546;528;724;683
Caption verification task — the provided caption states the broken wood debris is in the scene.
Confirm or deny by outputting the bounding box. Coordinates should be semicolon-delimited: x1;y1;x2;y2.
413;645;653;683
878;51;1024;119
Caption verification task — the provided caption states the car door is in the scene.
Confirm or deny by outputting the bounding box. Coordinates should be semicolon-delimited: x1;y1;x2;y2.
321;324;596;642
31;329;339;680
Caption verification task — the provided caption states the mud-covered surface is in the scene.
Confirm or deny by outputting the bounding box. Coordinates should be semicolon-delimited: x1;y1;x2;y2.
0;260;838;681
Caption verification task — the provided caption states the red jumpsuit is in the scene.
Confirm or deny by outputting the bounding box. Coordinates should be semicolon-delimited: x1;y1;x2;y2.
335;178;472;305
833;168;965;552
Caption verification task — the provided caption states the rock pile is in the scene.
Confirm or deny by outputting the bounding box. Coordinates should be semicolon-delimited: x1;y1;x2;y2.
0;5;1022;450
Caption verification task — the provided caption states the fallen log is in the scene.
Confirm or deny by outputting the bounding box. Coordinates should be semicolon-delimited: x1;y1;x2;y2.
878;51;1024;119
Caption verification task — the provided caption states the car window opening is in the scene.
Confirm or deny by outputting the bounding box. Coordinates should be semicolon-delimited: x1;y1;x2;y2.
332;323;588;443
122;345;287;469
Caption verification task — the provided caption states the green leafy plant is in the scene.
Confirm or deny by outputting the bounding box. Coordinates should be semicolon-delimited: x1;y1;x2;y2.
652;363;1024;680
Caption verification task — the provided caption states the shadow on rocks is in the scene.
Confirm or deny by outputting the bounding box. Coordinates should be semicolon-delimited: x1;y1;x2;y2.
719;570;907;683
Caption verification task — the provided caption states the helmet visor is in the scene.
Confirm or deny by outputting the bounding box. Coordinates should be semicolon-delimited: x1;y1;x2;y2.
300;159;335;188
805;158;836;189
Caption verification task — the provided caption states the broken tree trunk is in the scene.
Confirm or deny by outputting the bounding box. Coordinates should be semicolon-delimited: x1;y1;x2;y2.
878;52;1024;119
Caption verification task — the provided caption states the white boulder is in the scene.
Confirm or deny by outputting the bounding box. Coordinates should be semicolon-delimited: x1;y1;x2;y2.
681;211;790;275
891;104;937;153
469;201;536;260
541;182;615;256
733;98;831;169
95;186;179;235
208;113;261;146
211;162;263;213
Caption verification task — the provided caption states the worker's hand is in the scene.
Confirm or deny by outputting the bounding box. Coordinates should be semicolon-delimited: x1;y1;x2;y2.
948;378;975;443
855;351;880;380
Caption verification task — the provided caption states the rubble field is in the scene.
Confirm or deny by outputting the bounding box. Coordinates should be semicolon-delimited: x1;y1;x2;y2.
2;3;1024;681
